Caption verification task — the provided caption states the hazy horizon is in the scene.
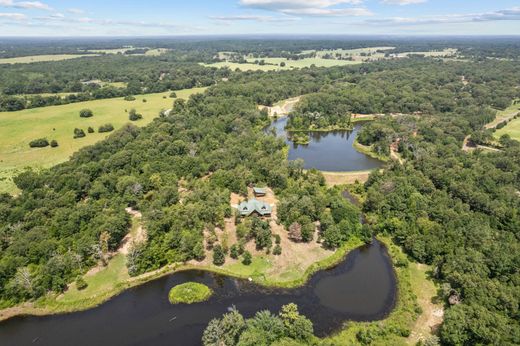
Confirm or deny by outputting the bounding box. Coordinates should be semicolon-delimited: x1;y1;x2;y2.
0;0;519;37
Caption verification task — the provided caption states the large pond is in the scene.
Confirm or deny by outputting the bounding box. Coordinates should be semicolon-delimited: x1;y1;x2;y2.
267;117;383;172
0;240;396;346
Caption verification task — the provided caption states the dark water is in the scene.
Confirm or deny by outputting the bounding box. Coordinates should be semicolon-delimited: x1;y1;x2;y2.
0;240;396;346
267;117;383;172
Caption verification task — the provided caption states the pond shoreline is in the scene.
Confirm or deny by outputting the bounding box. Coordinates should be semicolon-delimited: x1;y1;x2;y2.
0;238;398;346
0;236;365;323
268;116;384;172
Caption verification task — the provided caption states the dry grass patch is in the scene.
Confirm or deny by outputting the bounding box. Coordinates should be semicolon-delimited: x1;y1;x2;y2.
322;171;372;186
407;263;444;344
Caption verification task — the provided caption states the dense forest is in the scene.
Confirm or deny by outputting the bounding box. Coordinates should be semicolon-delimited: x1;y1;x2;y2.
0;38;519;345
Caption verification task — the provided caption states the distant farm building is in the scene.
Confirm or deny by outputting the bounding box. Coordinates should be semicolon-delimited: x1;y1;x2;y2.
238;199;272;217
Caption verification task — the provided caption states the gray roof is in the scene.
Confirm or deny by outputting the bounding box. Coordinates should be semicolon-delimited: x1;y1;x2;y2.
238;199;272;216
253;187;267;194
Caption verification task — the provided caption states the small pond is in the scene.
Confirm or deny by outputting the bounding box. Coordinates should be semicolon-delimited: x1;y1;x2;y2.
267;117;383;172
0;240;396;346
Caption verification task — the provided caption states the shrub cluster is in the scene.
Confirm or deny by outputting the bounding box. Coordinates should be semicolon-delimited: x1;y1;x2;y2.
98;124;114;133
73;128;86;138
79;109;93;118
128;109;143;121
28;138;49;148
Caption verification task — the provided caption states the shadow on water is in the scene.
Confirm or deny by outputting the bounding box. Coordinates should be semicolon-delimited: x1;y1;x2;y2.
0;240;396;346
267;117;383;172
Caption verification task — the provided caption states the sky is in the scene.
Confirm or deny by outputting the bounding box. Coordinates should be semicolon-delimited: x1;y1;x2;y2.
0;0;519;36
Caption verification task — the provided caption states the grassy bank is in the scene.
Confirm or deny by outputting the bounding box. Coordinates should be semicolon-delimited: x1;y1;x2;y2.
205;236;364;288
0;87;206;194
321;236;433;345
0;236;363;321
286;125;353;133
321;170;374;186
1;236;440;346
353;139;390;162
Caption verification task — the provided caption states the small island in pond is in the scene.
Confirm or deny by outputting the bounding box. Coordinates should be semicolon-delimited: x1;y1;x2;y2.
168;282;213;304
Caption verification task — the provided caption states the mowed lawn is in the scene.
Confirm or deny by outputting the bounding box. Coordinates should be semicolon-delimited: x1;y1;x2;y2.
495;117;520;141
0;87;206;193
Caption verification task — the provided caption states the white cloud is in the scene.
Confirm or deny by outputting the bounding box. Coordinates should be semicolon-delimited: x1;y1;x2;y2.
67;8;85;15
210;14;299;22
33;14;189;30
281;7;371;16
240;0;364;9
381;0;426;5
367;7;520;25
239;0;371;16
0;0;51;10
0;12;26;20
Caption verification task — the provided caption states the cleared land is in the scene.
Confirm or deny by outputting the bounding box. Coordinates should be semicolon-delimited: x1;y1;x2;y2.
87;48;168;56
0;87;206;194
491;101;520;140
322;170;373;186
407;263;444;344
204;47;459;72
202;57;360;71
259;96;301;116
395;48;458;58
495;117;520;141
195;187;339;283
302;46;395;62
0;54;97;64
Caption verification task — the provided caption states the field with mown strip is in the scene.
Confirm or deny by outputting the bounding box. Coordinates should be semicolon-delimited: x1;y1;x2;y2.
494;116;520;141
202;57;360;71
0;87;206;194
0;54;97;64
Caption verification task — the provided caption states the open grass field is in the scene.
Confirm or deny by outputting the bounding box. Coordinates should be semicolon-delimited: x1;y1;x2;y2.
0;54;97;64
56;253;130;307
0;87;206;194
491;101;520;141
494;116;520;141
395;48;458;58
407;262;444;344
205;47;458;72
302;46;395;61
300;46;394;55
202;61;280;71
202;57;361;71
87;47;168;56
321;170;373;186
87;48;133;54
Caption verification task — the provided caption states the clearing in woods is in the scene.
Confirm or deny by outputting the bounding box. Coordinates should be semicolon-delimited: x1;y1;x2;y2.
407;263;444;344
492;101;520;140
259;96;301;117
201;57;361;71
0;87;207;194
321;170;373;186
204;47;459;72
0;54;98;64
